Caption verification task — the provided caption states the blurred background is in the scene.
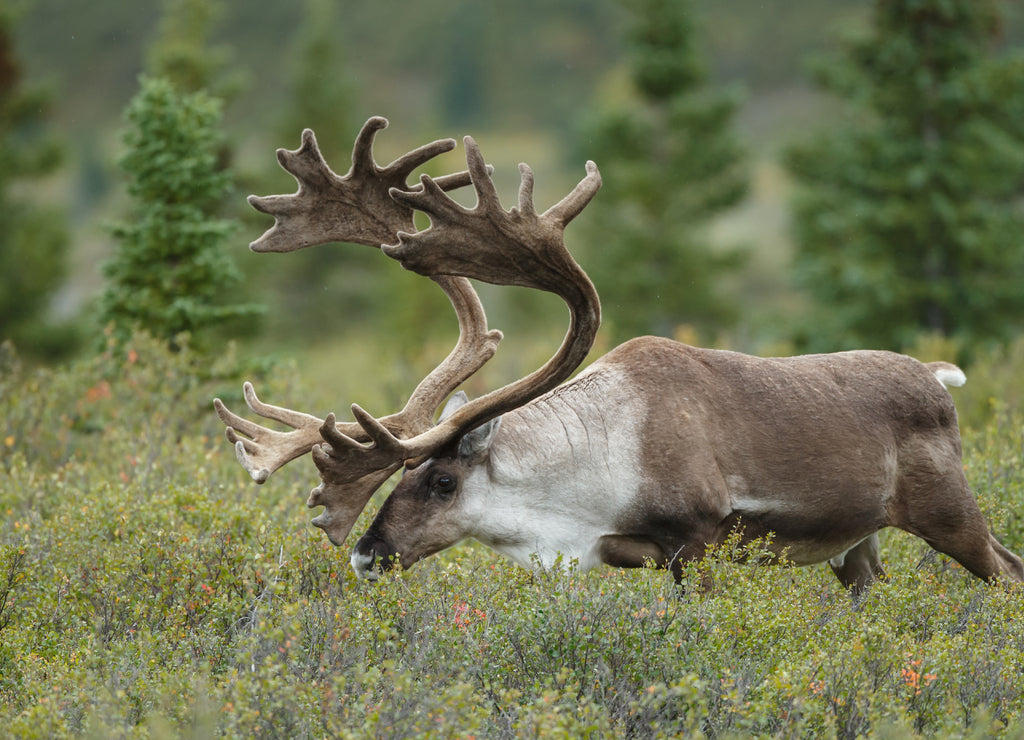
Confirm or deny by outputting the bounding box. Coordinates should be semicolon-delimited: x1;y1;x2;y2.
3;0;1024;424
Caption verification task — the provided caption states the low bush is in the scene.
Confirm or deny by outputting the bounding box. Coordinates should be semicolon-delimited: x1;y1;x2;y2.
1;333;1023;738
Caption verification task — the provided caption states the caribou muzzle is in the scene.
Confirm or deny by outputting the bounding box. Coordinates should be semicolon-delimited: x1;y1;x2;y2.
350;536;399;581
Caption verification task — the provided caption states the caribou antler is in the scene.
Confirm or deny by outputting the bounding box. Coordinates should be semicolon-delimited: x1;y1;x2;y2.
215;273;501;545
215;117;500;486
216;120;600;549
309;136;602;482
386;136;601;297
301;271;501;545
214;382;323;483
214;273;501;484
306;459;399;546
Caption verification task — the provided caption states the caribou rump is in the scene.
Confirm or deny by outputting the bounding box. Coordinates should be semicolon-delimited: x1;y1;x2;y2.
215;117;1023;598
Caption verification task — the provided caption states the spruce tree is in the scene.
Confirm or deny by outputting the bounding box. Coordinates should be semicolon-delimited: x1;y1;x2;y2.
100;77;259;349
146;0;240;99
0;4;73;359
785;0;1024;354
258;0;373;342
578;0;747;342
275;0;355;164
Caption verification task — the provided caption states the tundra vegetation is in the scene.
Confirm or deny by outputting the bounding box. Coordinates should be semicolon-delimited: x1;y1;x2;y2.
4;0;1024;737
2;332;1024;738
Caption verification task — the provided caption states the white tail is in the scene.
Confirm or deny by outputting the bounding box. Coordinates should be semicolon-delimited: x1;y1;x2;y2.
929;361;967;388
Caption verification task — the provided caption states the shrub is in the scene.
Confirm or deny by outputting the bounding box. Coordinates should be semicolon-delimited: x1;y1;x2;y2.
1;332;1023;737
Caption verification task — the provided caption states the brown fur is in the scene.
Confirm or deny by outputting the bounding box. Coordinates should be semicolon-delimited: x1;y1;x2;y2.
594;337;1022;590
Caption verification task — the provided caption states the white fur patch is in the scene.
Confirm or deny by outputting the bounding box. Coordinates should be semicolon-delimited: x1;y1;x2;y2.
827;535;875;569
457;364;644;573
828;549;849;569
728;496;778;516
727;476;787;517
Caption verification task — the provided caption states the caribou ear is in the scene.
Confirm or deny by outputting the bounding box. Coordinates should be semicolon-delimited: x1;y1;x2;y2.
438;391;500;459
458;416;501;460
438;391;470;422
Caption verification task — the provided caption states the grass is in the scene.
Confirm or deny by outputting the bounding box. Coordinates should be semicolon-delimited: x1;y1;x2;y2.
2;331;1024;738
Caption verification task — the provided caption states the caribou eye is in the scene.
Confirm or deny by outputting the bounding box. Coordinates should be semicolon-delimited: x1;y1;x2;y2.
431;473;457;498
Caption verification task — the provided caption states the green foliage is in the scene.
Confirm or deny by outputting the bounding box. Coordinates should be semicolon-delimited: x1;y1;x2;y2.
0;3;75;360
2;329;1024;737
786;0;1024;354
577;0;748;343
100;76;261;351
274;0;355;163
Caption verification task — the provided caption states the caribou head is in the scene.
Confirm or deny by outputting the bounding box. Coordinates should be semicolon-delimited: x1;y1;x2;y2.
215;117;1023;599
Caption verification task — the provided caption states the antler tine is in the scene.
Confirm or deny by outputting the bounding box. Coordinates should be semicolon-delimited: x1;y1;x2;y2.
306;461;398;546
515;162;538;218
349;116;390;176
463;135;504;211
214;381;327;483
278;128;341;193
544;160;602;226
424;170;475;192
387;138;458;182
241;380;317;429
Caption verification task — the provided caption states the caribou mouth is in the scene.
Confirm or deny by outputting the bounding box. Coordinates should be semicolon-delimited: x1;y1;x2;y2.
350;550;379;581
351;537;399;581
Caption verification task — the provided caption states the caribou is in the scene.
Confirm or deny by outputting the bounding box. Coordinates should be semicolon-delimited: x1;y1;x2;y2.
214;117;1023;598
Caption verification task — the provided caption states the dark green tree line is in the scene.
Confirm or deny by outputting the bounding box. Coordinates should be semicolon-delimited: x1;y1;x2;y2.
786;0;1024;354
0;1;73;359
577;0;748;343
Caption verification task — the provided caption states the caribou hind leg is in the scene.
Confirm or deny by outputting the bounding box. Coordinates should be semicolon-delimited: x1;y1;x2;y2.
894;456;1024;584
987;535;1024;583
922;522;1024;584
829;533;887;600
